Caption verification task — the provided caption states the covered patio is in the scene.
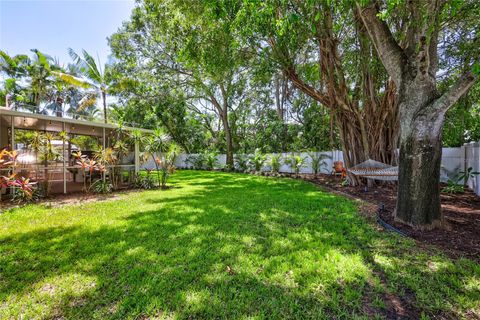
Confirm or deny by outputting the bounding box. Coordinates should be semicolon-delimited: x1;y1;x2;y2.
0;108;152;198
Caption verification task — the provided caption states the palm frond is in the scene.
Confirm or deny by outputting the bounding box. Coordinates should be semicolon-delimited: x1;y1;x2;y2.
30;49;51;70
81;49;103;83
68;48;82;65
52;71;92;89
0;51;16;72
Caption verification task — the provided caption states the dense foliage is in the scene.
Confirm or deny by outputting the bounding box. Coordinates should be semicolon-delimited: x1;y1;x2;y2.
1;2;478;157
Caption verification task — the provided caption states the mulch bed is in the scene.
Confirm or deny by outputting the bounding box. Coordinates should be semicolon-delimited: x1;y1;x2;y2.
297;173;480;261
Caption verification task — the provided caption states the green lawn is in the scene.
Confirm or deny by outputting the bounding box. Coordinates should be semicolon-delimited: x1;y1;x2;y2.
0;171;478;319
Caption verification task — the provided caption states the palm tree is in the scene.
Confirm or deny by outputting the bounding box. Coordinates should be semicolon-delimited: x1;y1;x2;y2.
143;129;171;186
67;49;111;123
0;50;51;111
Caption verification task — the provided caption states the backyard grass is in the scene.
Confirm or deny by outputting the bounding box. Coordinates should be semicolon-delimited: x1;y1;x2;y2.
0;170;479;319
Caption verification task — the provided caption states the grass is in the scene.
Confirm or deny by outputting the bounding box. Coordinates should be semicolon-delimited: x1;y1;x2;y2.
0;170;478;319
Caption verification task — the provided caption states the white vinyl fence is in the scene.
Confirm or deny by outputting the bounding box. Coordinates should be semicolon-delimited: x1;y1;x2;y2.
140;142;480;196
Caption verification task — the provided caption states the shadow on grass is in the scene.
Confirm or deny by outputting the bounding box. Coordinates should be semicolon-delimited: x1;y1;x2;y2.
0;170;478;319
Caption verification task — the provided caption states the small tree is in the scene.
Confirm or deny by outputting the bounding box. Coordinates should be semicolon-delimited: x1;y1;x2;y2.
269;154;282;174
249;148;267;172
234;154;249;172
143;129;170;186
204;151;219;170
285;154;306;177
157;143;182;188
308;151;330;177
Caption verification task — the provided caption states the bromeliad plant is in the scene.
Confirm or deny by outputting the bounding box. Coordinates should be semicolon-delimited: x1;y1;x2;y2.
0;149;38;203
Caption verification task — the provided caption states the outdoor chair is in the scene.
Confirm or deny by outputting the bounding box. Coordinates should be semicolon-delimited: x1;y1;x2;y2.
332;161;347;178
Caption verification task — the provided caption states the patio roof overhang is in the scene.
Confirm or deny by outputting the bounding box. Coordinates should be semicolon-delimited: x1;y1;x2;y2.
0;107;153;137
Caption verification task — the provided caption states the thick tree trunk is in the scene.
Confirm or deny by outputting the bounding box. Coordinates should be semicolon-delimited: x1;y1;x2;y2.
222;113;234;171
395;80;445;229
396;126;443;228
357;0;478;229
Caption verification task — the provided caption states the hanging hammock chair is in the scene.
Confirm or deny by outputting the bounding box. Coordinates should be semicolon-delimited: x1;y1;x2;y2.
348;159;398;181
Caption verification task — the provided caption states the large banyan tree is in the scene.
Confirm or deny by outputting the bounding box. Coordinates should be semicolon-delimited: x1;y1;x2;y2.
235;1;400;177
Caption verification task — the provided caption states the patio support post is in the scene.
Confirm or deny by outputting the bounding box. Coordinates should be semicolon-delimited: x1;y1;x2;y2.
10;116;14;149
10;116;14;196
102;127;106;183
0;115;2;202
63;122;66;194
134;139;139;175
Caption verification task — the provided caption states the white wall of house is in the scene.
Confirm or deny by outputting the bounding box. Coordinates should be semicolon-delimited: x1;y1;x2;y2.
167;142;480;196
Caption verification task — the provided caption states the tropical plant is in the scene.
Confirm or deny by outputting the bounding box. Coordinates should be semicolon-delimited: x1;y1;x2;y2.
204;151;218;171
155;144;181;189
308;152;330;177
186;154;206;170
0;150;38;203
268;154;282;174
11;177;40;203
73;151;91;193
26;131;63;196
234;154;249;172
67;48;112;123
442;180;465;194
90;179;113;194
285;154;306;177
249;149;267;172
144;129;170;184
133;173;156;189
457;167;480;187
442;166;480;194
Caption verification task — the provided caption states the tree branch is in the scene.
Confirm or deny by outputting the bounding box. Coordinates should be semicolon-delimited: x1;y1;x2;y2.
356;2;405;87
433;70;478;112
